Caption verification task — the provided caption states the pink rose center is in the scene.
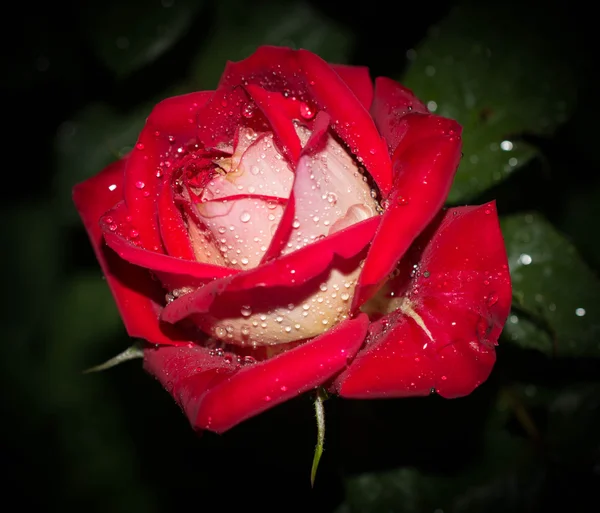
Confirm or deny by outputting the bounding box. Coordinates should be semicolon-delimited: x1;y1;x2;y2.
180;122;381;346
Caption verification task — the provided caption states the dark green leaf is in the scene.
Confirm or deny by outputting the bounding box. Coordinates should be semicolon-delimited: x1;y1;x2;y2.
501;213;600;356
190;0;353;90
402;1;578;203
557;183;600;271
80;0;204;76
341;394;537;513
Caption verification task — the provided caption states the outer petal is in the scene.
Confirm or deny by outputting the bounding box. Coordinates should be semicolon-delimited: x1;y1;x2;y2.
335;203;511;398
371;77;428;155
352;114;462;310
125;91;213;252
101;201;239;282
73;160;191;345
331;64;374;109
145;315;369;433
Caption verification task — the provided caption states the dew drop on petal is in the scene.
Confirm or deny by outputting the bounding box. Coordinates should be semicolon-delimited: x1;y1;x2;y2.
299;102;315;120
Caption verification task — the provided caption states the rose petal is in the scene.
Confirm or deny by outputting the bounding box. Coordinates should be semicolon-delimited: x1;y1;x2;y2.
101;201;239;283
335;203;511;398
280;127;379;257
161;215;381;325
297;50;392;195
73;159;191;345
153;314;368;433
352;114;462;310
157;175;196;261
125;91;213;251
371;77;428;155
243;84;302;163
331;64;374;109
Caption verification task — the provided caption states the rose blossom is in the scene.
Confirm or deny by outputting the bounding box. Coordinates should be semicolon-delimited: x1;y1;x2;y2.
74;46;511;433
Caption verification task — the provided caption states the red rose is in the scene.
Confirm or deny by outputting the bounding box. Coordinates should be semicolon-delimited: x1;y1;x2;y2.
73;46;511;433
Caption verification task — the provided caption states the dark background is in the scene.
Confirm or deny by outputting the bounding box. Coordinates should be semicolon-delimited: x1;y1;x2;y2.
2;0;599;511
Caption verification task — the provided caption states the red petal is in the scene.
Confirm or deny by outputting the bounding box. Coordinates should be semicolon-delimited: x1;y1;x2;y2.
73;159;192;345
371;77;428;155
124;91;213;252
197;46;392;196
143;344;239;427
101;201;239;283
331;64;374;109
243;84;302;163
162;216;380;324
157;176;196;261
194;315;368;432
297;50;392;195
335;203;511;398
259;111;330;264
353;114;462;310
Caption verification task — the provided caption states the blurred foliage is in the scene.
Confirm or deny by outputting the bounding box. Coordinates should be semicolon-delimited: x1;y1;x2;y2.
3;0;599;511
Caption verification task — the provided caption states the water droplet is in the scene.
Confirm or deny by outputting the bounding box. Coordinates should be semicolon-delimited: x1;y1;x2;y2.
500;140;513;151
299;102;315;120
250;165;260;175
129;229;139;238
518;253;532;265
575;307;586;317
135;181;145;189
240;211;251;223
264;395;272;402
487;293;499;306
241;305;252;317
242;104;255;118
135;142;144;150
292;220;300;228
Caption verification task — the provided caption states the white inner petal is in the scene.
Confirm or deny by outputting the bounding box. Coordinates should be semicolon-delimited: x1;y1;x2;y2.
281;128;379;255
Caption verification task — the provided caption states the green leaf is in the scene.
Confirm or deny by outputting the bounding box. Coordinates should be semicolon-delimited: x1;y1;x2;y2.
341;394;536;513
501;213;600;357
53;102;150;225
557;182;600;271
190;0;353;90
80;0;204;76
402;1;578;203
